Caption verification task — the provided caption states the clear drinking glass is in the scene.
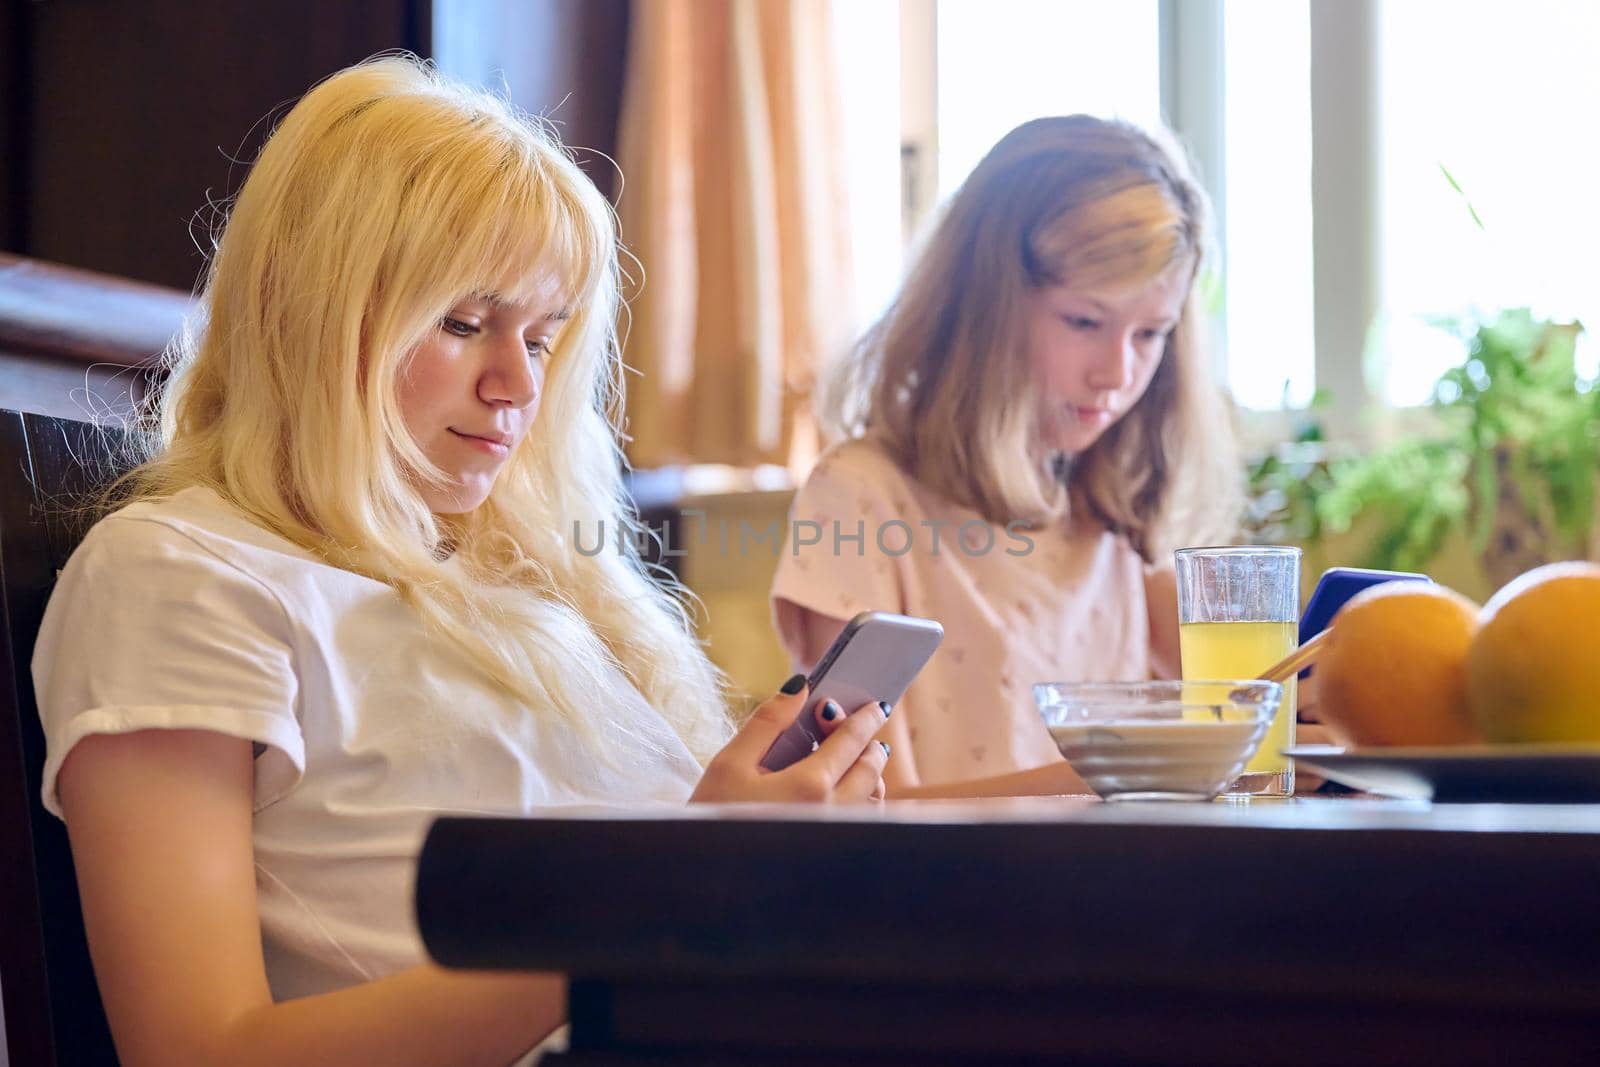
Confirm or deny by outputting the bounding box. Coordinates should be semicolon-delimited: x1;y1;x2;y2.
1174;546;1302;797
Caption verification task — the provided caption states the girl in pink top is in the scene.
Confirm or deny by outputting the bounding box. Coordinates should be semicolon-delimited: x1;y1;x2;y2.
772;116;1244;798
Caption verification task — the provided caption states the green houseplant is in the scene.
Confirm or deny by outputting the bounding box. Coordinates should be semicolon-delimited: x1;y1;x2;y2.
1246;309;1594;592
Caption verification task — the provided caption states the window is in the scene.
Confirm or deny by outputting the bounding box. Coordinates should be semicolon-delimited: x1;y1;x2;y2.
831;0;1600;423
935;0;1163;199
836;0;1301;412
1376;0;1600;405
1222;1;1314;410
835;0;1165;336
830;0;904;326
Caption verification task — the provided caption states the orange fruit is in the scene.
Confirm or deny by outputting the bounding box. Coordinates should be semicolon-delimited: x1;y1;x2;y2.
1315;582;1482;747
1465;561;1600;743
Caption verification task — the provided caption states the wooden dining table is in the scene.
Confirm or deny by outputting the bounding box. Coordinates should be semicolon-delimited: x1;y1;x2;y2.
416;796;1600;1065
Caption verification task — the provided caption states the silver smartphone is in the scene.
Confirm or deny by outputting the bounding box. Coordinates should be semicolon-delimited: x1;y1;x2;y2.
759;610;944;771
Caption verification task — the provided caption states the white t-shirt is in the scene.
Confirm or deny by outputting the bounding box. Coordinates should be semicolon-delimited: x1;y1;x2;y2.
33;486;702;1004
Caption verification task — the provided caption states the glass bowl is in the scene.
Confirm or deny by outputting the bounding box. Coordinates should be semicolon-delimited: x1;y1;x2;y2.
1033;680;1282;801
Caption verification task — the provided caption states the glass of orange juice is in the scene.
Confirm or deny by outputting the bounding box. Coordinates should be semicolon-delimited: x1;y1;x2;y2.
1174;546;1301;797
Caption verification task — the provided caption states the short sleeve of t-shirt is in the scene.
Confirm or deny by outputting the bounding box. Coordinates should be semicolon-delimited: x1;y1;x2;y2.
33;512;306;819
770;442;915;654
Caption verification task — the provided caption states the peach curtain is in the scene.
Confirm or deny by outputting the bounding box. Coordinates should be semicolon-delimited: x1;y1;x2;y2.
615;0;854;468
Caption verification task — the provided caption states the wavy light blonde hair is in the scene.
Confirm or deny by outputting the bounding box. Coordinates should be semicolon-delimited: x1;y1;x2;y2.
119;56;731;764
826;115;1242;562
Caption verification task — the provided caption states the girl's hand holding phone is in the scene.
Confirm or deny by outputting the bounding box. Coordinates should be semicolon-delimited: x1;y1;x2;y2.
689;676;891;804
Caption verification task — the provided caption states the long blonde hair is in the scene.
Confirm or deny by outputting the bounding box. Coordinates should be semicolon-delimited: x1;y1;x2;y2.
827;115;1241;561
121;56;731;764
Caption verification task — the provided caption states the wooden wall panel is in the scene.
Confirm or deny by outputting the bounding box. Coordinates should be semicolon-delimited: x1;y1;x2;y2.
1;0;25;254
23;1;422;290
12;2;633;291
433;0;631;200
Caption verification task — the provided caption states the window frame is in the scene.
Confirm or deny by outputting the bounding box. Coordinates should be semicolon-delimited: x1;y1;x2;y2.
892;0;1394;448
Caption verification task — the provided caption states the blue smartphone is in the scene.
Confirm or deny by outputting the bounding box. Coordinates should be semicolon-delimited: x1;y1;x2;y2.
759;610;944;772
1299;567;1431;667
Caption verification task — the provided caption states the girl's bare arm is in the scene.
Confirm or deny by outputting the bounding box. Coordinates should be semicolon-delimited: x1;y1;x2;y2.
59;728;563;1067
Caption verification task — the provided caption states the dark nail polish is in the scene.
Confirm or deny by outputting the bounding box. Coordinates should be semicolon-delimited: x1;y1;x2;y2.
878;701;892;718
820;701;842;721
879;741;892;757
780;673;806;695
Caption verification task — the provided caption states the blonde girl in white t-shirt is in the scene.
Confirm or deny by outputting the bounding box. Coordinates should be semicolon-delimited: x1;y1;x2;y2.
35;57;888;1067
